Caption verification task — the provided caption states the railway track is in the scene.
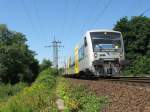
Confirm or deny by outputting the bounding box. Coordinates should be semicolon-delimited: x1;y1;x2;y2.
65;75;150;87
100;77;150;88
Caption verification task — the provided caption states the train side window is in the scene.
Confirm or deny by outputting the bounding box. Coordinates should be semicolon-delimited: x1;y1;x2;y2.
84;37;87;47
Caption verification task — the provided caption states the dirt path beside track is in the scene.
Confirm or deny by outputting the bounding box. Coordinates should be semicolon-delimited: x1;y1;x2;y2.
68;78;150;112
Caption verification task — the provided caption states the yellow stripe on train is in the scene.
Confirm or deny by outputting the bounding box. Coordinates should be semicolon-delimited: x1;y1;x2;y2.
75;46;79;74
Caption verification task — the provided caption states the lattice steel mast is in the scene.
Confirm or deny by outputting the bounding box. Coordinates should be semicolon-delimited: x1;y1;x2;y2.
45;37;63;69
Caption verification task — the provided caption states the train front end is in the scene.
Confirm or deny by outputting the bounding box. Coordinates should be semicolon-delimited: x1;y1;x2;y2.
90;31;125;77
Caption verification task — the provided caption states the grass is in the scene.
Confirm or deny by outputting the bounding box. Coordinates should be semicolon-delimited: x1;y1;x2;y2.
0;82;27;102
0;68;58;112
0;69;108;112
56;77;107;112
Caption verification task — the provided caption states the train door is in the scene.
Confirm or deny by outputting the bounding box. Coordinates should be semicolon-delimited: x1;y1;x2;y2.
83;37;90;71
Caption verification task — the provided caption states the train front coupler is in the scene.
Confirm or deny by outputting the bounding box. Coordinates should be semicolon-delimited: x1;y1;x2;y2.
92;59;121;77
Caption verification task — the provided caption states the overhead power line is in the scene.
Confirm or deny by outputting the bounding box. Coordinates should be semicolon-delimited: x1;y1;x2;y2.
33;0;43;36
62;0;69;38
93;0;113;26
80;0;103;31
140;7;150;16
21;0;37;32
68;0;81;33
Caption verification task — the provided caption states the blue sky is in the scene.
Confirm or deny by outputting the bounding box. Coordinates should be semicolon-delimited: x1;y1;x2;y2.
0;0;150;66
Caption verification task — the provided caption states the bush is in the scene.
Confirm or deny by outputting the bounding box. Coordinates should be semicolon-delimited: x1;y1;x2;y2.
0;83;27;102
123;56;150;76
40;59;52;72
0;68;58;112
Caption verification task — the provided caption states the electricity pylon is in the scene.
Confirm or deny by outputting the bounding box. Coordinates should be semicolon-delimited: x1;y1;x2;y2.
45;37;63;69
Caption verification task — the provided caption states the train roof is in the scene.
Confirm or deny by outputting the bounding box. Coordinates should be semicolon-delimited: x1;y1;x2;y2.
86;29;121;34
74;29;122;50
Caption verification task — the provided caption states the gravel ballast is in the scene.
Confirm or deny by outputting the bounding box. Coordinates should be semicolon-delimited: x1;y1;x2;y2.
68;78;150;112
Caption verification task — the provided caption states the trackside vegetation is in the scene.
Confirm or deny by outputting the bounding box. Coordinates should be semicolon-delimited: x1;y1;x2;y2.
57;78;107;112
0;83;27;103
114;16;150;76
0;24;39;84
0;69;58;112
0;69;107;112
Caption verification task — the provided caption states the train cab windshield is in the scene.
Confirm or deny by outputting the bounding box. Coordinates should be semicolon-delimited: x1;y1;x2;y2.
90;32;122;52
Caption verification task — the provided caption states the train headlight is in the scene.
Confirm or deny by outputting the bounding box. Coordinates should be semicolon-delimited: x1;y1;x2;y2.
94;53;98;58
120;54;123;57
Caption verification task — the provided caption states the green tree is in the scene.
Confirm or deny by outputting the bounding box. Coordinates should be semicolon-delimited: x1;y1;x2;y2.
114;16;150;75
40;59;52;72
0;24;39;84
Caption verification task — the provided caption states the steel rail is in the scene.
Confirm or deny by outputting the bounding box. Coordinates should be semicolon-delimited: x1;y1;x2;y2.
100;77;150;88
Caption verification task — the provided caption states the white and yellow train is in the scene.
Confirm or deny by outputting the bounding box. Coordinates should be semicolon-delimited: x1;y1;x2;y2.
65;29;126;77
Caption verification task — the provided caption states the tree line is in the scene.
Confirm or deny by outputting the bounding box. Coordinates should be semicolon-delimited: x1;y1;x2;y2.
114;16;150;75
0;25;52;84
